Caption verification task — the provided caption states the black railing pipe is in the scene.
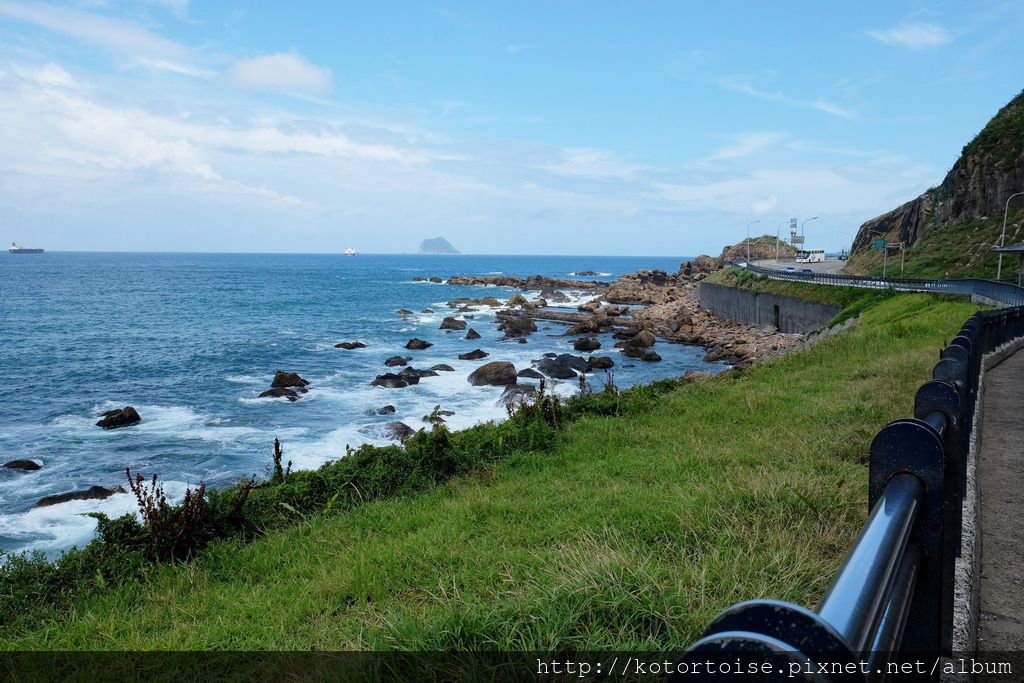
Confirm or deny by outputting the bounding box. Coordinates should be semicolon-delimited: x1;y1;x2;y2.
816;474;924;653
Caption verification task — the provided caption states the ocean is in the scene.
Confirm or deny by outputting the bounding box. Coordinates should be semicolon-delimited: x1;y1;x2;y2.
0;252;725;557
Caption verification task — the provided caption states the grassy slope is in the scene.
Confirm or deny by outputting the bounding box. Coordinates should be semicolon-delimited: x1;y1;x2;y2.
2;295;977;650
704;268;896;313
844;206;1024;280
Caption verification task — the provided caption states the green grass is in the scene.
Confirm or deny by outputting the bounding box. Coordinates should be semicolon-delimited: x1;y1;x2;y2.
0;295;978;650
705;267;898;315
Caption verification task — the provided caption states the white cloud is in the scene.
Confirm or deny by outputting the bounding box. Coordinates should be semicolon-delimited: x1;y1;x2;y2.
868;23;951;50
719;76;856;119
543;147;648;180
812;99;855;119
705;132;786;161
750;195;778;214
226;53;332;96
0;0;195;61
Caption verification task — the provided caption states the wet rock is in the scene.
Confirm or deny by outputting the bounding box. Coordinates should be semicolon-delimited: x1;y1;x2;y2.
479;296;502;307
575;270;600;277
498;315;537;337
335;341;367;350
386;422;416;440
539;362;577;379
573;336;601;352
405;338;433;350
468;361;518;386
626;330;656;348
368;405;396;415
429;364;455;372
553;354;589;372
507;293;529;308
459;349;489;361
259;387;301;401
396;309;414;315
96;406;141;429
35;485;125;508
401;367;436;380
272;371;311;389
587;356;614;370
428;276;443;283
682;370;714;383
465;328;481;340
622;347;661;361
440;316;467;330
517;368;544;379
3;459;41;471
371;373;410;389
500;383;537;405
385;355;410;367
421;308;434;313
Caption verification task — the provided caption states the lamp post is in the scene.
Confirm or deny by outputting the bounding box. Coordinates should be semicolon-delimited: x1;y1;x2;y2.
801;216;818;240
746;219;760;262
997;192;1024;281
776;220;787;261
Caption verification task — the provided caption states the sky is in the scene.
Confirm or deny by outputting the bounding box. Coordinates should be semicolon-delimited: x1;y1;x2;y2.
1;1;1022;255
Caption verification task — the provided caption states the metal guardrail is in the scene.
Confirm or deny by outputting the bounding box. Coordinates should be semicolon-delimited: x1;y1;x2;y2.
673;306;1024;681
741;262;1024;307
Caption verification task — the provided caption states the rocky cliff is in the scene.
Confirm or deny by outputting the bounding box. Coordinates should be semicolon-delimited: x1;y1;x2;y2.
848;89;1024;275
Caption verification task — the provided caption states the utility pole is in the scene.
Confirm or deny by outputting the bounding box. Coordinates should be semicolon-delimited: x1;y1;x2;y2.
746;219;760;262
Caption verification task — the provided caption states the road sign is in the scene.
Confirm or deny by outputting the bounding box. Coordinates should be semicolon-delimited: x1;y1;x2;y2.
791;235;805;244
872;239;886;250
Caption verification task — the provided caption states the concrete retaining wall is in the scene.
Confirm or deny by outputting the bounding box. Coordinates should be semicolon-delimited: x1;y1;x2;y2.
696;282;841;333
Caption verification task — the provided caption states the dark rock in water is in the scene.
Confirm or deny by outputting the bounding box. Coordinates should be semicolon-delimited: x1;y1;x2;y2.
429;364;455;372
429;276;443;283
368;405;396;415
385;355;410;367
517;368;544;380
478;296;502;307
440;316;467;330
539;288;570;303
515;338;528;344
421;308;434;313
623;345;661;361
500;383;537;406
259;387;300;401
272;371;310;389
587;356;614;370
96;406;141;429
498;315;537;337
400;367;435;380
538;362;577;379
459;348;489;361
465;328;481;340
35;485;125;508
542;352;557;359
335;341;367;350
396;309;414;315
4;459;41;471
468;361;518;386
371;373;410;388
405;338;433;350
575;270;600;277
412;277;427;282
625;330;656;348
554;354;589;372
386;422;416;440
573;336;601;352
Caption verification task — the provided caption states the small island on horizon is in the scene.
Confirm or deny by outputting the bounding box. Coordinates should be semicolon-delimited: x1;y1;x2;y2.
418;236;460;255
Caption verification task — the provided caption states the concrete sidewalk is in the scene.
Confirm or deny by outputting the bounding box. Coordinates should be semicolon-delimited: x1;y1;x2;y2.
976;348;1024;654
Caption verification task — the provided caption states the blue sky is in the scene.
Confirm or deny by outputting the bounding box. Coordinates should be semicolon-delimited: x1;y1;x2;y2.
1;1;1022;255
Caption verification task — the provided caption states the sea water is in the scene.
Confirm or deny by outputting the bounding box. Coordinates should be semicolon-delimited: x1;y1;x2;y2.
0;252;724;556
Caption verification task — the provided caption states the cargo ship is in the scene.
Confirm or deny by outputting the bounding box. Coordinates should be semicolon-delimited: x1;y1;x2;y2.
9;242;43;254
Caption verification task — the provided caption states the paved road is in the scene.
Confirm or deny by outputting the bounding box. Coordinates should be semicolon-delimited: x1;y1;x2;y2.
976;348;1024;663
752;258;846;274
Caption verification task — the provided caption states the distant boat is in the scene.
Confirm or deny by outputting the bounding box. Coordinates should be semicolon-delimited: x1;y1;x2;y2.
9;242;43;254
344;246;358;256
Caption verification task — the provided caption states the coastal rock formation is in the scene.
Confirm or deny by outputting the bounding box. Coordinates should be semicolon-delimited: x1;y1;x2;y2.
96;406;141;429
396;309;413;315
335;341;367;349
682;370;714;383
517;368;544;379
573;336;601;351
272;371;310;389
258;388;301;401
497;314;537;338
405;338;433;350
440;316;467;330
421;308;434;313
35;485;125;508
587;356;614;370
465;328;481;340
4;459;41;471
500;384;537;405
371;373;412;388
459;348;489;361
468;361;518;386
368;405;396;415
385;356;410;367
446;274;607;292
386;422;416;440
429;364;455;372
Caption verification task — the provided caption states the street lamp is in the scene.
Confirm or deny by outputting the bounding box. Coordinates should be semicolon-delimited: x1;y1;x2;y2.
776;220;787;261
746;219;761;262
997;192;1024;281
801;216;818;239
